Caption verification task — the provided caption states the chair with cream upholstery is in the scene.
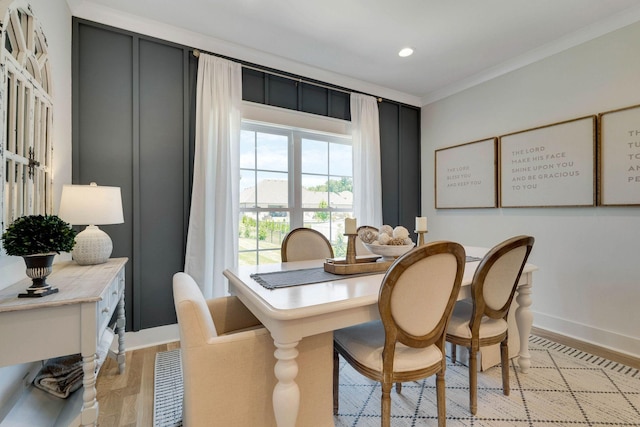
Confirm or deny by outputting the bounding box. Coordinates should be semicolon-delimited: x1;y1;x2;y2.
333;241;466;427
173;272;333;426
446;235;534;415
281;227;334;261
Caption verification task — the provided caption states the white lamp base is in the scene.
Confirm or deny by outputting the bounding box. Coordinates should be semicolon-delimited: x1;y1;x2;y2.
73;225;113;265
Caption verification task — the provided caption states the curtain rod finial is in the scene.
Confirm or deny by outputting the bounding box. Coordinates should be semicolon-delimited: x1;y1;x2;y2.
193;49;200;58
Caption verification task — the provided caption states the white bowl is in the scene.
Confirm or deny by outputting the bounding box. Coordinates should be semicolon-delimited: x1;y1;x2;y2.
362;242;415;261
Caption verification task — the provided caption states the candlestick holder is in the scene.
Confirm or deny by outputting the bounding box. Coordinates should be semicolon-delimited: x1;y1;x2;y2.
415;230;428;247
345;233;357;264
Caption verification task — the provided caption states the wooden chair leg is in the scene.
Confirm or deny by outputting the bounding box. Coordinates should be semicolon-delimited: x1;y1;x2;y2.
436;371;446;427
450;343;457;363
395;382;402;393
381;381;392;427
501;339;510;396
333;348;339;415
468;347;478;415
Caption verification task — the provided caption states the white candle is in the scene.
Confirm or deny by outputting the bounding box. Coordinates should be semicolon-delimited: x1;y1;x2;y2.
416;216;427;232
345;217;357;234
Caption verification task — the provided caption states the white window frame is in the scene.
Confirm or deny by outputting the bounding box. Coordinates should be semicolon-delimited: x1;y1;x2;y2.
0;2;53;246
239;120;353;265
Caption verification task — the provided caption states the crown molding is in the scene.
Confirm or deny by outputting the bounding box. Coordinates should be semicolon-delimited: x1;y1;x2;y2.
421;3;640;106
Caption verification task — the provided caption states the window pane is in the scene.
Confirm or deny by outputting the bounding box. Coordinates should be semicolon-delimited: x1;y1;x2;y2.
301;139;327;174
328;176;353;209
239;169;256;208
257;132;288;171
239;212;258;250
238;251;257;266
301;174;329;209
329;142;352;176
258;211;290;250
240;130;255;169
256;171;288;208
258;250;281;265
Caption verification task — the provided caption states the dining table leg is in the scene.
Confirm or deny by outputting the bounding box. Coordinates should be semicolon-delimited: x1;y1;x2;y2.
273;339;300;427
515;274;533;373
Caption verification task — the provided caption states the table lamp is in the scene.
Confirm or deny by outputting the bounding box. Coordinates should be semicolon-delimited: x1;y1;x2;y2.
58;182;124;265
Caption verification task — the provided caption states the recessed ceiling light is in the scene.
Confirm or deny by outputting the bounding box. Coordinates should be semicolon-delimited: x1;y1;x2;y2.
398;47;414;57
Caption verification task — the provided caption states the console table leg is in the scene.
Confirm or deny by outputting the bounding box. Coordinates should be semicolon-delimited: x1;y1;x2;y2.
273;340;300;427
81;353;98;426
515;276;533;373
116;294;126;374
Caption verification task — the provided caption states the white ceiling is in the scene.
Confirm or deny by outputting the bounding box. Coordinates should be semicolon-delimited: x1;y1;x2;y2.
72;0;640;105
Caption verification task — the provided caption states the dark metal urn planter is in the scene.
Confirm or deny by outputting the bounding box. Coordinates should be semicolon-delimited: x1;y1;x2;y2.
20;253;59;298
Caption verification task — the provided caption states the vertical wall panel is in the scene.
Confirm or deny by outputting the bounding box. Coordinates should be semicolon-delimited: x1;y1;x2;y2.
301;83;328;116
138;39;185;328
378;101;400;226
329;92;350;120
242;68;265;104
74;23;135;325
74;19;190;330
267;75;298;110
399;106;421;231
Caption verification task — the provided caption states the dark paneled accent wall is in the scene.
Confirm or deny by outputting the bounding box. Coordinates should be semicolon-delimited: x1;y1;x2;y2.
73;18;420;331
73;20;192;330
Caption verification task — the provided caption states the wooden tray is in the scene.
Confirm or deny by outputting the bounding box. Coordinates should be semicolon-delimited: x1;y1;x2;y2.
323;255;393;275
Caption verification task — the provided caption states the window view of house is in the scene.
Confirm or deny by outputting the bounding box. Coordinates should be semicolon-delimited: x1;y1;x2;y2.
239;122;352;265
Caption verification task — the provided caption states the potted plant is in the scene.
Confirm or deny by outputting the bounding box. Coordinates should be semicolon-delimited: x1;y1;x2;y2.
1;214;77;298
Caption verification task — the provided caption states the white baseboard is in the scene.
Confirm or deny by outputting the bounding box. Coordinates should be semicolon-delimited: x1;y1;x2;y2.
111;324;179;352
534;311;640;358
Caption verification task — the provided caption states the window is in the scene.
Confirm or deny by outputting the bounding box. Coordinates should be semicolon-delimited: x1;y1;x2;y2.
239;122;352;265
0;4;53;239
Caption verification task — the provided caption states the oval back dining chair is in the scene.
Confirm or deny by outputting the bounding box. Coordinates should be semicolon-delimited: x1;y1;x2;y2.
281;227;334;262
333;241;466;427
446;235;534;415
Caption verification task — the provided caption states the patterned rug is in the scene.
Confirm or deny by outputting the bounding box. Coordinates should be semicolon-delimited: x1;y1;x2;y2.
153;349;183;427
153;336;639;426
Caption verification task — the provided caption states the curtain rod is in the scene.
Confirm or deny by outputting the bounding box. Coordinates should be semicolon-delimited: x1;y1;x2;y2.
192;49;382;103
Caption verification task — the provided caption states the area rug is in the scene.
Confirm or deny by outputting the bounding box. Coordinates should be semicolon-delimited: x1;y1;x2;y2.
153;349;183;427
153;336;639;426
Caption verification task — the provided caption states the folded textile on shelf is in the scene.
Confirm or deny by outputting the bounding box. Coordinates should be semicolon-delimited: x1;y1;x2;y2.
33;327;115;398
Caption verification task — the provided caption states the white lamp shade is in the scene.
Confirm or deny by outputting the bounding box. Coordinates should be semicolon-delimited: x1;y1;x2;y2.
58;183;124;265
59;183;124;225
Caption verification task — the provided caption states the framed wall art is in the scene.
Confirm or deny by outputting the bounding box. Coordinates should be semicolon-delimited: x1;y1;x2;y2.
435;137;497;209
598;104;640;206
499;115;596;207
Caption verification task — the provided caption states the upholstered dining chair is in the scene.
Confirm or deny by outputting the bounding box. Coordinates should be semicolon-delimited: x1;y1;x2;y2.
333;241;466;427
281;227;334;261
446;235;534;415
173;272;333;426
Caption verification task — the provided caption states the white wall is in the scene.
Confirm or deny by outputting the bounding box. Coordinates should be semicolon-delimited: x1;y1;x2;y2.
421;21;640;357
0;0;72;417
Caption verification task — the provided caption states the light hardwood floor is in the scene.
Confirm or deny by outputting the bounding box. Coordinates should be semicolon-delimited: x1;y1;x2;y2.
95;329;639;426
96;341;180;427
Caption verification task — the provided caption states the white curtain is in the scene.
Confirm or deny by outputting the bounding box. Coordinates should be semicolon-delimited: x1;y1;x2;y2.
351;93;383;228
185;54;242;298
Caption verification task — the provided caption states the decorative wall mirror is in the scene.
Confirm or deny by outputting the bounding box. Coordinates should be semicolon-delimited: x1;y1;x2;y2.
0;1;53;252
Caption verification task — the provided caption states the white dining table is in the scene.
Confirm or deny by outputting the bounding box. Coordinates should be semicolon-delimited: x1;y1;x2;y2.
223;245;538;427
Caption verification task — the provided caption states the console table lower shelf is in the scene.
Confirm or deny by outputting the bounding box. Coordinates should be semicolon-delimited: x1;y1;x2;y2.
0;258;128;427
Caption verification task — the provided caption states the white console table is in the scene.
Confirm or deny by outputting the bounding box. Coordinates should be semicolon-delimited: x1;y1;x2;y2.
0;257;127;427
